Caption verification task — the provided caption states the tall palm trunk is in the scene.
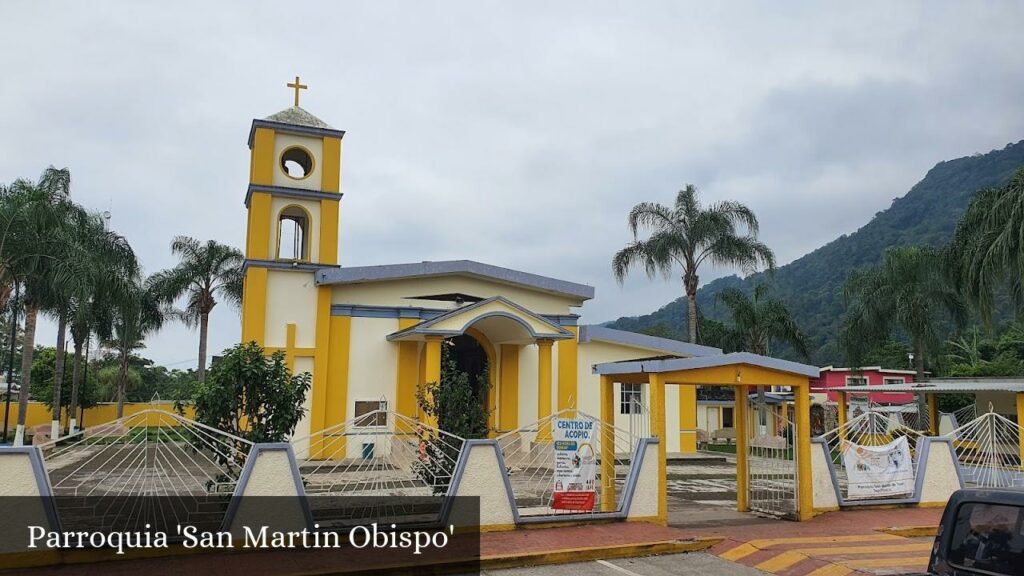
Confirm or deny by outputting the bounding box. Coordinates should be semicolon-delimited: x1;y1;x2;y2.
51;313;67;439
116;351;129;419
684;272;699;344
14;302;38;445
69;338;84;434
197;311;209;383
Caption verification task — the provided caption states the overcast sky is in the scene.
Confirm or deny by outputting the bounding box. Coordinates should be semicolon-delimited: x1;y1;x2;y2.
2;1;1024;369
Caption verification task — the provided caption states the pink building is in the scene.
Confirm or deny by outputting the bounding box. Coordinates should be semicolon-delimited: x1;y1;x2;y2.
810;366;918;404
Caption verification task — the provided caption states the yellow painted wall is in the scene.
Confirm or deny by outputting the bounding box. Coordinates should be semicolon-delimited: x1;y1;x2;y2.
329;277;583;315
264;271;319;349
395;318;421;419
557;326;578;410
499;344;519;432
576;339;698;453
1;402;196;432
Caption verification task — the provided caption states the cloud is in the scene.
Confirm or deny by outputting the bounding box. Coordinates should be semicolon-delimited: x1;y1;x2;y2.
1;1;1023;366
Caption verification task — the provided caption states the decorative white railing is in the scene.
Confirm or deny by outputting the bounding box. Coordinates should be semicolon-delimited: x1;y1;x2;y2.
947;410;1024;489
495;408;640;518
290;410;466;527
817;410;925;501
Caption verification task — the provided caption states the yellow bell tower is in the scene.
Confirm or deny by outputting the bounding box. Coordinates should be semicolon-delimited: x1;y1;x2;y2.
240;79;350;455
241;77;344;345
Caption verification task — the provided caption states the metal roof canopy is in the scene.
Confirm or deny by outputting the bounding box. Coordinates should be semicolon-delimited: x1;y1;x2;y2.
834;379;1024;394
592;351;820;379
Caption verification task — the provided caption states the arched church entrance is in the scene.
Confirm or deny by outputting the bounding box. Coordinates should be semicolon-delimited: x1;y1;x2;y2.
447;334;490;407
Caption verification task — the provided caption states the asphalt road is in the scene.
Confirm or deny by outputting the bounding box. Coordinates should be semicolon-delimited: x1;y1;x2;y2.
481;553;767;576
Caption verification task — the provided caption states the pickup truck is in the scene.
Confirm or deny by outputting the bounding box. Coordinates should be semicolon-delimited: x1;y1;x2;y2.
928;489;1024;575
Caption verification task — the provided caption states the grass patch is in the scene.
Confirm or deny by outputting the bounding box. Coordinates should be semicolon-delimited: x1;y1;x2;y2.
703;443;737;454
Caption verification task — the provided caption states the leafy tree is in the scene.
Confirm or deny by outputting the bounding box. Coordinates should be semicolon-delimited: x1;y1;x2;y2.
858;340;913;370
612;184;774;344
94;364;141;403
948;168;1024;326
841;246;968;375
29;346;99;411
150;237;243;384
415;344;491;493
637;324;676;339
192;342;311;460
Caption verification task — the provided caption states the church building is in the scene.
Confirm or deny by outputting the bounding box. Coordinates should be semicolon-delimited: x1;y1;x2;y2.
239;90;723;457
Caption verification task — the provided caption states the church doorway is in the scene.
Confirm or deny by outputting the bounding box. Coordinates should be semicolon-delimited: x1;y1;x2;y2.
447;334;490;406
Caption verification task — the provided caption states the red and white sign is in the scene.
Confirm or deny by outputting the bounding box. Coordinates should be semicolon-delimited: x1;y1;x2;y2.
551;418;597;511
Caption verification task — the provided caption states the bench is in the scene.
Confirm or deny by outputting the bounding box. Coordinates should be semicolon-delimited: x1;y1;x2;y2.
712;427;736;445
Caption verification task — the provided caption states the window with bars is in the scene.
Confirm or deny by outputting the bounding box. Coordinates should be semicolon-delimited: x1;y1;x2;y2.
620;384;643;414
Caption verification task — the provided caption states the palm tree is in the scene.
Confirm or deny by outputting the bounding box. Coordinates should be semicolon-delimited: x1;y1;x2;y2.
108;277;166;418
716;284;809;359
62;214;137;434
716;283;809;428
150;237;243;383
841;246;967;427
613;184;775;343
841;246;967;373
948;168;1024;326
0;167;86;444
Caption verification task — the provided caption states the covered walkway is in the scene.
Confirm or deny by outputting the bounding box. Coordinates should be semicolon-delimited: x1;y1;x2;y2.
593;352;820;522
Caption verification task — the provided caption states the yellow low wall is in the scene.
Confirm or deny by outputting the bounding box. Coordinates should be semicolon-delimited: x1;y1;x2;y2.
0;401;195;431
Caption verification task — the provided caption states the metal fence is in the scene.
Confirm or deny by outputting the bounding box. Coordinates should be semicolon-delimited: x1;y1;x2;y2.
947;410;1024;489
495;408;641;518
816;410;925;501
290;409;465;527
747;399;797;518
35;409;251;531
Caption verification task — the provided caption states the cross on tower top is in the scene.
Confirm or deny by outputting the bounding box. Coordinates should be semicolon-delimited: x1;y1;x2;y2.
287;76;308;107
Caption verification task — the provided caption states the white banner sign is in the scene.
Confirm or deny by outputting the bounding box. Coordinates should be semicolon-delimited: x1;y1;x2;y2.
552;418;597;510
841;436;915;499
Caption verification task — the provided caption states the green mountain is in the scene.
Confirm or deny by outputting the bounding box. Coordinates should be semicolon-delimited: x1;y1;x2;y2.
606;140;1024;363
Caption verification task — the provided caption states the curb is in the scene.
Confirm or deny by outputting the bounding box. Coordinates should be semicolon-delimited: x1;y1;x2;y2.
480;537;723;570
0;537;723;575
876;525;939;538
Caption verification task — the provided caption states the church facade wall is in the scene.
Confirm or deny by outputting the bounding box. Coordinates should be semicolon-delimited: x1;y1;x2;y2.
329;277;580;315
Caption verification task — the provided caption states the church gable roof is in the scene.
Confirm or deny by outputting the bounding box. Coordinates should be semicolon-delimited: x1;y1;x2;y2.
315;260;595;302
264;106;334;129
248;106;346;147
386;296;574;342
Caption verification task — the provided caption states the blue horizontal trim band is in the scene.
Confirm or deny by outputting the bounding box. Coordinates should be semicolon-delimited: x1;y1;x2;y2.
243;259;339;273
248;119;346;148
330;304;579;326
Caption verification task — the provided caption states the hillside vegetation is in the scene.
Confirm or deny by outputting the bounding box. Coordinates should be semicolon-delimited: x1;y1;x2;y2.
607;140;1024;363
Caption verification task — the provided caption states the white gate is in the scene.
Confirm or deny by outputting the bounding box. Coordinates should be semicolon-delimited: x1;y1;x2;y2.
746;395;797;518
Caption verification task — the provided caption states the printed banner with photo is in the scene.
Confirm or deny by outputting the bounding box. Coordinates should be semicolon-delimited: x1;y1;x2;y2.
841;436;915;499
552;418;597;511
